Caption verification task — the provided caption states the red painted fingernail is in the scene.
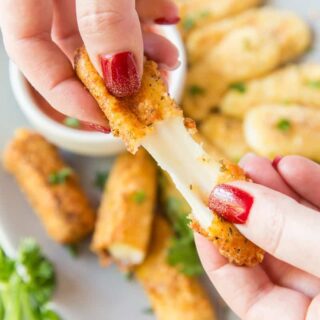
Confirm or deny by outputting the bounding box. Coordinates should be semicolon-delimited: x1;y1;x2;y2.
88;123;111;134
154;17;180;25
208;184;254;224
272;156;283;170
100;52;140;98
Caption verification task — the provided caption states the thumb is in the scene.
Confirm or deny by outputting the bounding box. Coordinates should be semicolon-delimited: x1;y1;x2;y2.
208;181;320;277
76;0;143;97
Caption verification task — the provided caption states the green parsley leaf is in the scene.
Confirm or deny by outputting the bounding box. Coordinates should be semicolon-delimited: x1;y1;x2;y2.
132;190;146;204
167;236;203;276
63;117;80;128
124;271;134;281
65;244;79;258
48;167;73;185
165;197;203;276
41;308;61;320
229;82;247;93
94;171;109;190
182;17;195;31
143;307;154;315
276;119;291;132
305;80;320;89
199;10;210;18
188;85;206;96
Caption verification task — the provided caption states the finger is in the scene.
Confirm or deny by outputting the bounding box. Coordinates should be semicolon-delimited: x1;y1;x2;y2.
136;0;179;24
76;0;143;97
210;181;320;277
276;156;320;208
143;31;179;70
195;234;310;320
0;0;107;127
262;255;320;298
239;153;301;202
51;0;83;61
306;294;320;320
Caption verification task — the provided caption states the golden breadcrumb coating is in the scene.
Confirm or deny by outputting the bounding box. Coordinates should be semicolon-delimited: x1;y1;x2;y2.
200;114;250;162
177;0;261;38
3;129;96;244
244;105;320;161
221;64;320;118
91;149;157;267
135;215;216;320
75;47;182;153
192;160;264;267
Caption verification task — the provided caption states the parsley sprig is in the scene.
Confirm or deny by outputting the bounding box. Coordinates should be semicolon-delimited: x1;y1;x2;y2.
48;167;73;185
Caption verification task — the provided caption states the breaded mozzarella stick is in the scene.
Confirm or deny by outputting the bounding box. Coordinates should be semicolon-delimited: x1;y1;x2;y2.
3;129;96;244
92;149;157;267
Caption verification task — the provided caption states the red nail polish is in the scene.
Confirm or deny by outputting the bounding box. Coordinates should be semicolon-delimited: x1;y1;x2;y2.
88;123;111;134
272;156;282;170
100;52;140;98
154;17;181;25
208;184;253;224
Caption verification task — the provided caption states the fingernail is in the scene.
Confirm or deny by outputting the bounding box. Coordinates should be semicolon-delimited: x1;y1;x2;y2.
88;123;111;134
208;184;254;224
272;156;283;170
100;52;140;98
154;17;180;25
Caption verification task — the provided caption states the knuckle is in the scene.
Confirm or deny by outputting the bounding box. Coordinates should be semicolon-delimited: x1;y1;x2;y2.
265;210;285;256
78;10;125;36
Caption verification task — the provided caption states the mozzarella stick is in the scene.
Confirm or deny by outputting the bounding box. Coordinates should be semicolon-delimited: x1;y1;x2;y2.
75;48;264;266
200;114;250;162
221;64;320;118
244;105;320;161
3;129;96;244
91;149;157;267
135;215;216;320
187;8;311;64
177;0;261;39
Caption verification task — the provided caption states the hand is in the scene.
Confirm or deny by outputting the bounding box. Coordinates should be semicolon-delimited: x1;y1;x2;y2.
0;0;179;129
195;154;320;320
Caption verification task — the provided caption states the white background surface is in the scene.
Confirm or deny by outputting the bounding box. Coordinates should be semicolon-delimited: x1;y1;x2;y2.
0;0;319;319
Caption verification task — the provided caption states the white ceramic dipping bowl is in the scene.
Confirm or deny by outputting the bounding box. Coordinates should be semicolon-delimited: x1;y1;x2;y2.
9;26;186;157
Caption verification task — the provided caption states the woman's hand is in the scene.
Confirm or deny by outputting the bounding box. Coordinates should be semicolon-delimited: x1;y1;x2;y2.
0;0;179;129
196;154;320;320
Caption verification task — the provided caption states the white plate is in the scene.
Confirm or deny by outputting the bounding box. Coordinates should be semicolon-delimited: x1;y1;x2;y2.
0;1;319;319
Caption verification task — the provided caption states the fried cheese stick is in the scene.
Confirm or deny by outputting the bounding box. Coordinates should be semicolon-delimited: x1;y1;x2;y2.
221;64;320;118
244;105;320;160
177;0;261;39
75;47;264;266
91;149;157;267
135;215;216;320
3;129;96;244
200;114;250;162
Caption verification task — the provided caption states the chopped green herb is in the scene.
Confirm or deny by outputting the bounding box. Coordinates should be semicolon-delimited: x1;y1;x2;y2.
95;171;109;190
229;82;247;93
188;85;206;96
276;118;291;132
0;239;60;319
199;10;210;18
125;271;134;281
165;196;203;276
63;117;80;128
48;167;73;185
182;17;195;31
306;80;320;89
282;98;293;105
143;307;154;315
65;244;79;258
243;38;252;50
132;190;146;204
